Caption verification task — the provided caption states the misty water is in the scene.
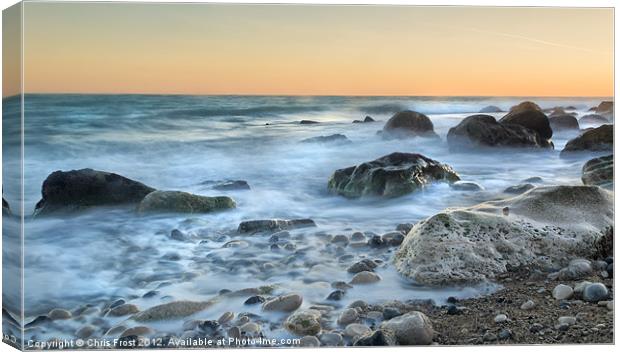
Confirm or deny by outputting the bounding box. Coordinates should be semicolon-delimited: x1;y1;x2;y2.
2;95;611;341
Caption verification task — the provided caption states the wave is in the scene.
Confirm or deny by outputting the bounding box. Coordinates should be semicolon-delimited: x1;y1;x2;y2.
175;105;327;117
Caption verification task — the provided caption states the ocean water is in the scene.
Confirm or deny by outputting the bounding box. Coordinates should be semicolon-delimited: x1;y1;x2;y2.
1;94;611;341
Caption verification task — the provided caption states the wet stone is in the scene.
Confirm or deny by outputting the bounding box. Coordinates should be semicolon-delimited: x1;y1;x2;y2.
383;307;402;320
327;290;345;301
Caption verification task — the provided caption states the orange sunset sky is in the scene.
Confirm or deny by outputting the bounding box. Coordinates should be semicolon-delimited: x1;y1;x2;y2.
3;3;615;97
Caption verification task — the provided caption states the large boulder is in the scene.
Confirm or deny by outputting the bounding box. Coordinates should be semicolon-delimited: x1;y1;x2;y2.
499;104;553;142
595;101;613;116
34;169;155;216
394;186;613;286
561;124;613;155
137;190;235;214
382;110;438;139
508;101;542;113
447;115;550;150
549;114;580;131
582;155;613;189
579;114;609;124
328;152;460;198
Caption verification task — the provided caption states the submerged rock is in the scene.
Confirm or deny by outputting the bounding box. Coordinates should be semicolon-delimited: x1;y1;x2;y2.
328;152;460;198
137;190;235;214
579;114;609;124
447;114;550;150
503;183;535;194
353;116;376;123
238;218;316;234
300;120;319;125
479;105;503;113
561;125;613;155
450;181;484;191
549;114;580;131
2;197;10;215
200;180;250;191
301;134;352;144
132;301;212;322
380;311;434;345
34;168;155;216
582;155;613;189
381;110;438;139
394;186;613;286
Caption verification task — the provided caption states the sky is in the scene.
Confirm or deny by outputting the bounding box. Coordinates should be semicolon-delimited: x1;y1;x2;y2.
4;3;615;96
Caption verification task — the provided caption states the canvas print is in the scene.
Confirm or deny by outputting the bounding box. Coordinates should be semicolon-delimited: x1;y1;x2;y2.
1;2;614;350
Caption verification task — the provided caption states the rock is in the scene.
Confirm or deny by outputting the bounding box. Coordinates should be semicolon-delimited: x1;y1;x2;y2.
344;323;371;338
450;181;484;191
549;114;580;131
349;300;369;310
595;101;613;114
582;155;613;189
332;281;353;290
354;329;397;346
498;329;512;340
120;326;153;338
239;322;261;335
552;284;574;300
300;120;319;125
500;102;552;140
331;234;349;245
328;152;460;198
479;105;503;113
557;316;576;327
218;312;235;324
396;223;414;234
364;116;376;122
337;308;359;325
351;232;366;241
301;134;352;144
228;326;241;339
300;336;320;347
34;168;155;215
284;310;322;336
380;311;434;345
447;114;551;150
262;293;303;312
494;314;508;323
132;301;211;322
368;235;385;248
238;219;316;234
381;110;438;139
607;263;613;278
170;229;186;241
244;296;265;305
503;183;535;194
580;114;609;124
75;325;96;339
107;303;140;317
48;308;72;320
520;300;536;310
446;305;459;315
327;290;345;301
350;271;381;284
558;259;593;280
394;185;613;285
573;281;592;297
523;176;544;183
137;190;235;214
382;232;405;246
483;332;497;341
561;124;613;155
2;197;10;215
206;180;251;191
383;307;402;320
583;283;608;302
508;101;542;113
320;332;344;346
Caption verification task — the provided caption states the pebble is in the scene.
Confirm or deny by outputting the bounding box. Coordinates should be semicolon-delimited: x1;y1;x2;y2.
380;311;434;345
530;323;544;333
337;308;359;325
347;259;378;274
121;326;153;338
239;322;261;335
367;235;385;248
349;300;369;310
498;329;512;340
494;314;508;323
351;232;366;241
344;323;371;338
331;281;353;290
350;271;381;284
557;316;577;326
383;307;401;320
520;300;536;310
482;332;497;341
218;312;235;324
299;336;320;347
552;284;573;300
319;332;344;346
48;308;72;320
583;283;608;302
244;296;265;305
75;325;95;339
227;326;241;339
262;293;303;312
285;310;322;336
327;290;345;301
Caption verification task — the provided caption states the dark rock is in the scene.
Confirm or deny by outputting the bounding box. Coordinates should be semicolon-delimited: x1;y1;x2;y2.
479;105;503;113
209;180;251;191
368;235;386;248
353;116;376;123
34;168;155;216
300;120;319;124
580;114;609;124
582;155;613;189
447;114;551;150
347;259;378;274
237;218;316;234
383;307;402;320
301;134;351;144
446;296;458;304
382;110;438;139
582;283;608;302
595;101;613;116
2;197;10;215
549;114;580;131
450;181;484;191
244;296;265;305
328;152;460;198
606;264;613;278
142;290;159;298
499;105;553;141
509;101;542;113
170;229;186;241
498;329;512;340
327;290;345;301
396;223;414;234
503;183;535;194
354;329;397;346
446;305;459;315
523;176;543;183
561;124;613;155
137;190;235;214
